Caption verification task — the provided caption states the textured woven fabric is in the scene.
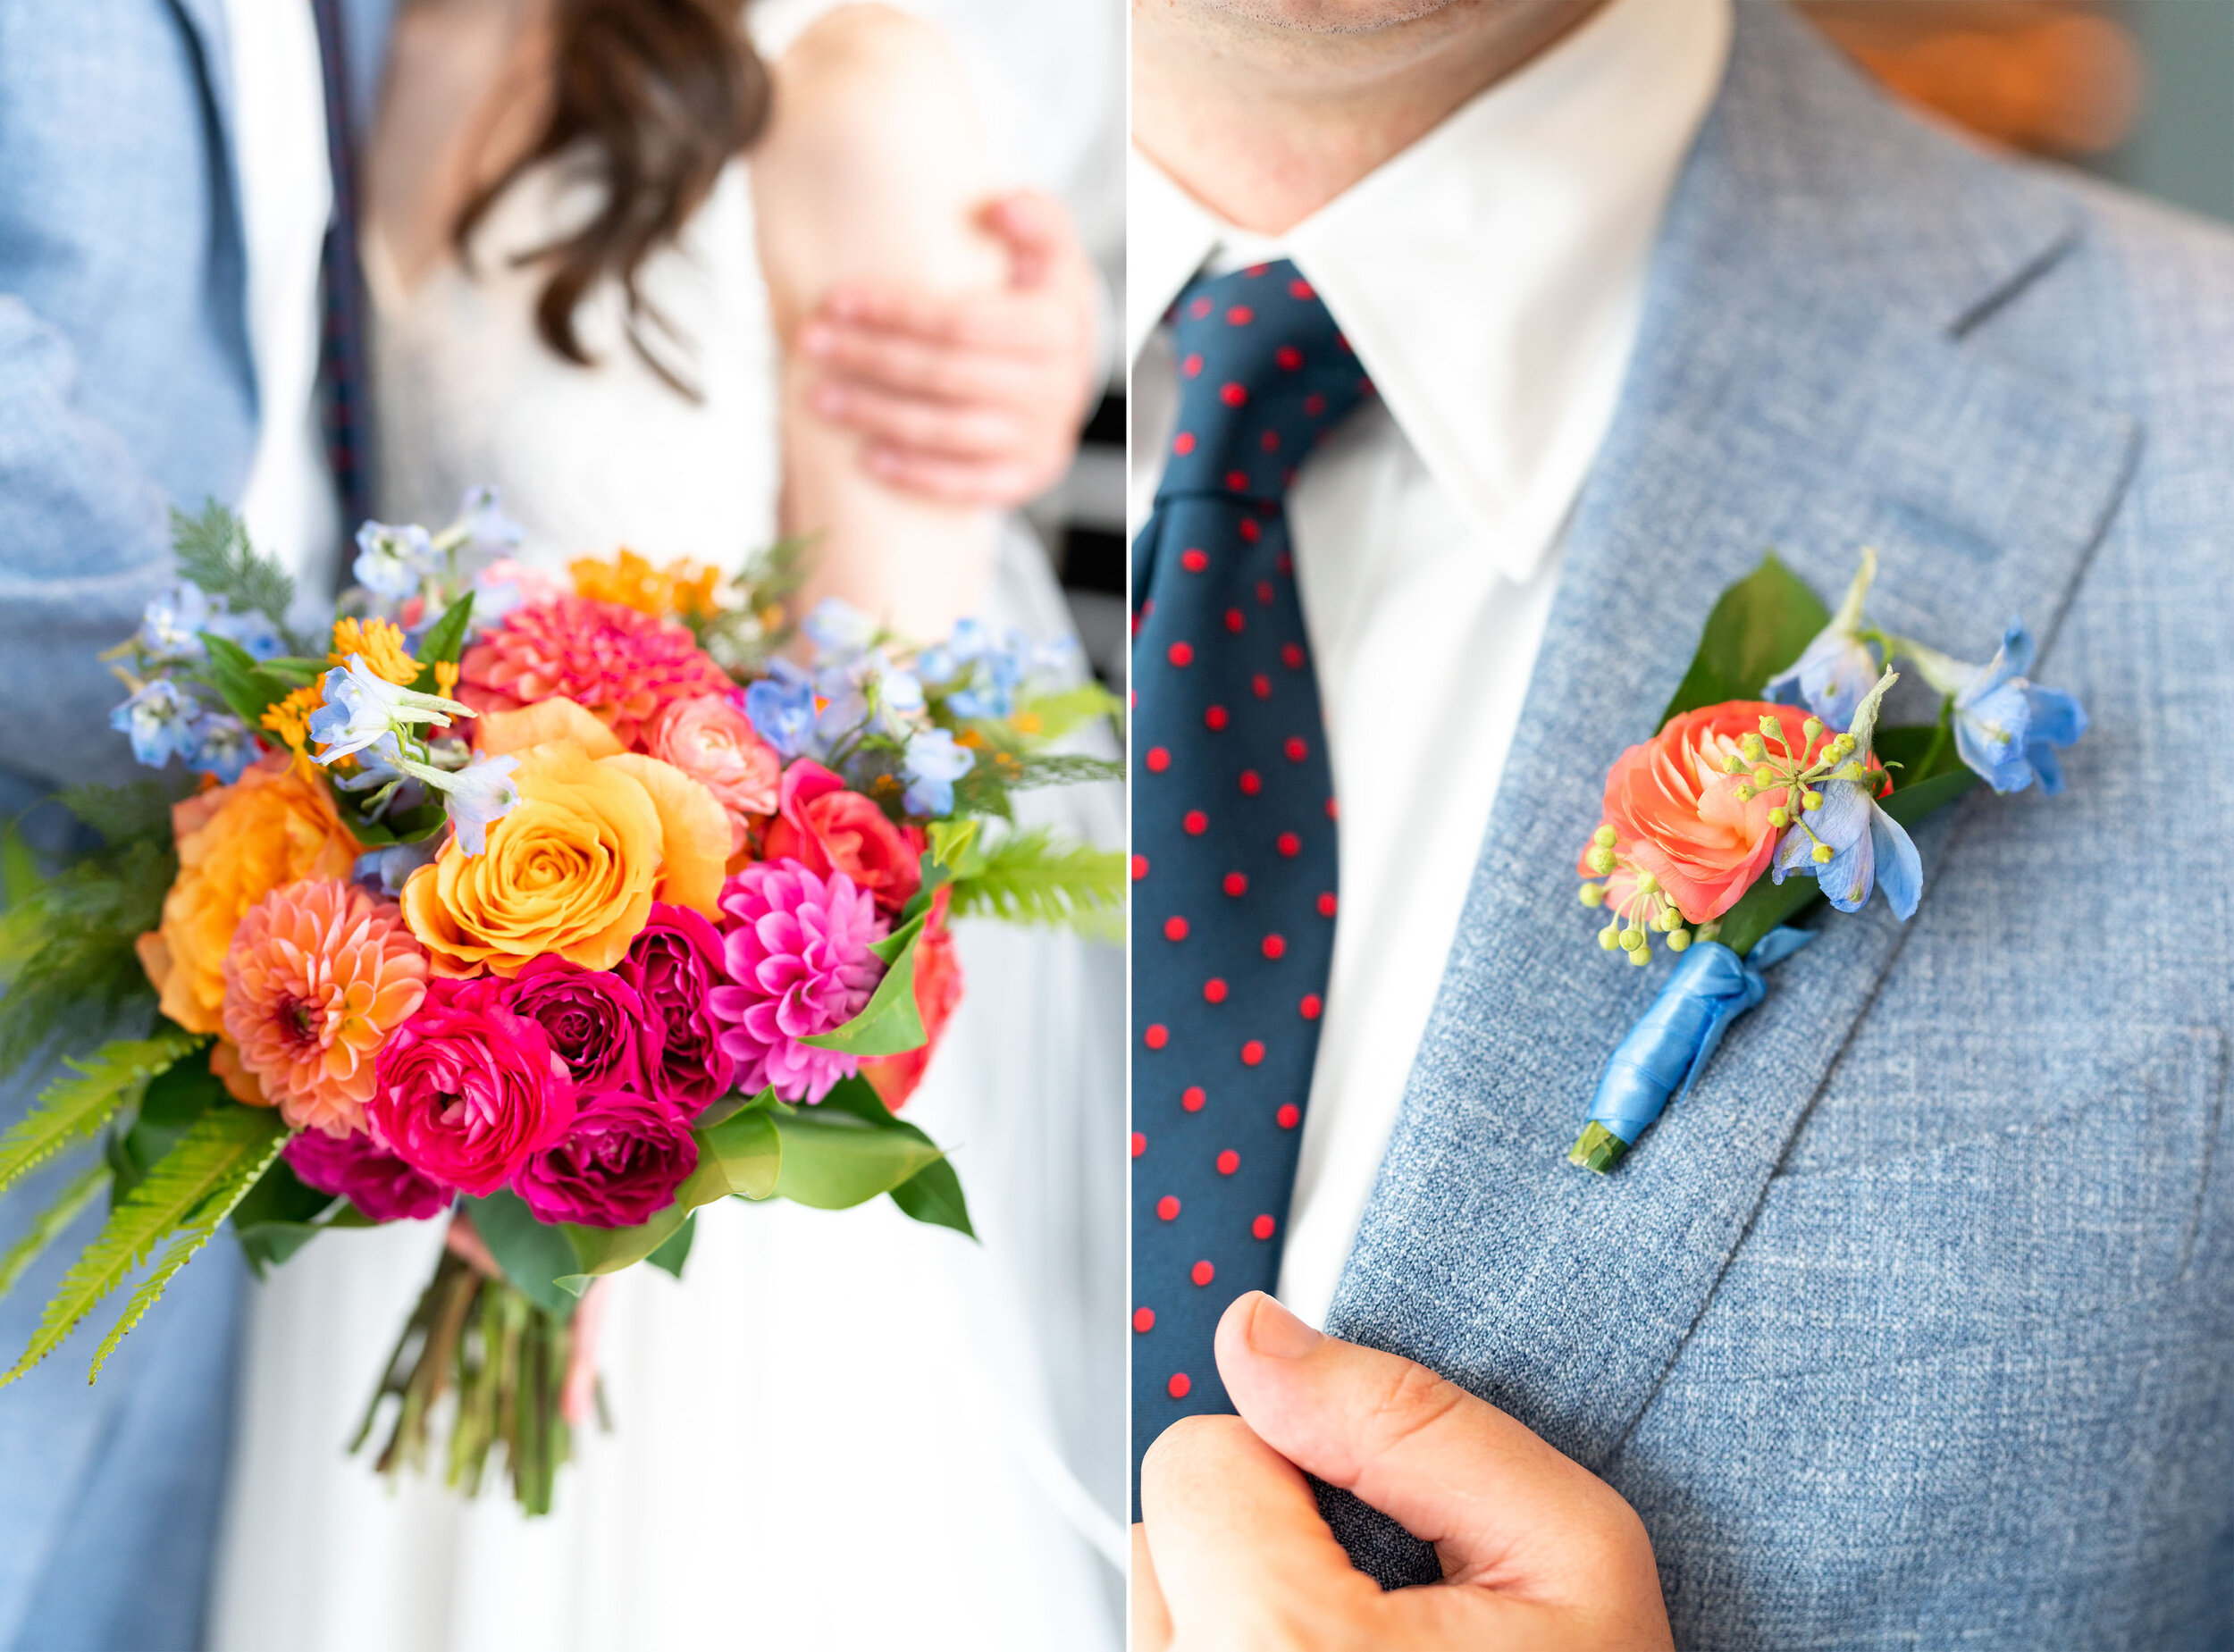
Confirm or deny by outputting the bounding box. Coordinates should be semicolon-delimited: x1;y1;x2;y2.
1311;8;2234;1648
1130;263;1367;1500
309;0;372;541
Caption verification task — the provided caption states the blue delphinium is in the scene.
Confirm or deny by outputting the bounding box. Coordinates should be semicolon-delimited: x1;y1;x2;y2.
802;598;880;661
902;727;975;816
135;583;284;664
744;658;824;759
438;754;522;855
307;655;469;762
1766;549;1881;730
110;678;200;767
449;484;524;559
1905;620;2087;795
184;711;257;784
1768;665;1923;920
353;522;440;600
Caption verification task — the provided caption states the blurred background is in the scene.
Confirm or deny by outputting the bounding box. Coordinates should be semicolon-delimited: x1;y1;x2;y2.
1800;0;2234;224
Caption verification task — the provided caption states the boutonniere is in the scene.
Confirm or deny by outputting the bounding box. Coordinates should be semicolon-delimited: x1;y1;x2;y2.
1567;549;2087;1172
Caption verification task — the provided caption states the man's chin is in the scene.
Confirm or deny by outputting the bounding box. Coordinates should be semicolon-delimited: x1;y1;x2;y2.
1187;0;1472;36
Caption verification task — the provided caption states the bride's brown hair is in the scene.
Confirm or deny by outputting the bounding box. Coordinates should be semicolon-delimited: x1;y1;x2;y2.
454;0;773;397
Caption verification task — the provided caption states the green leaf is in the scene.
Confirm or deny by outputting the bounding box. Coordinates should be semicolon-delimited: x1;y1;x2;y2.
408;594;477;695
927;818;979;870
55;776;193;848
1882;765;1978;828
1712;872;1824;960
254;656;328;689
458;1190;584;1317
644;1214;696;1278
945;826;1124;935
1659;553;1832;727
4;1103;287;1385
171;500;296;633
0;1029;207;1199
197;632;299;726
0;1159;111;1299
889;1157;975;1238
803;914;928;1056
230;1152;346;1278
1012;682;1123;742
1;821;45;910
698;1106;781;1201
768;1104;944;1211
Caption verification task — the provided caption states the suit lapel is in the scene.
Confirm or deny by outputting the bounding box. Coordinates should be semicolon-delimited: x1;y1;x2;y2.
1323;3;2138;1477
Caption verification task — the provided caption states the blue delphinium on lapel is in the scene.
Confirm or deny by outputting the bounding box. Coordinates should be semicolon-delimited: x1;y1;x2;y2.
1903;620;2088;794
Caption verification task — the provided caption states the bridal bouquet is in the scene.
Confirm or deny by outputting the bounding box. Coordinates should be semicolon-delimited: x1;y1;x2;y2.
1568;550;2085;1173
0;493;1121;1512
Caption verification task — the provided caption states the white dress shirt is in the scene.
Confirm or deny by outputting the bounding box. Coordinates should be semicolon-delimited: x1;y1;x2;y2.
223;0;343;605
1129;0;1731;1329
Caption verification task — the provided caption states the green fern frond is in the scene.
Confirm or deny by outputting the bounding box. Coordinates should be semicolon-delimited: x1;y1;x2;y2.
0;1160;111;1299
0;837;175;1077
55;776;193;849
0;1029;207;1198
4;1104;286;1386
946;828;1125;935
171;500;296;632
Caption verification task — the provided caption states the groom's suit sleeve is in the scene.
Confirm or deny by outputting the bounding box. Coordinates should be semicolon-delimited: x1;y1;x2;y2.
0;296;178;797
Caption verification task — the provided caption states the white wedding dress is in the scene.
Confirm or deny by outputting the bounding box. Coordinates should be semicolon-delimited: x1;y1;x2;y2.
204;13;1124;1648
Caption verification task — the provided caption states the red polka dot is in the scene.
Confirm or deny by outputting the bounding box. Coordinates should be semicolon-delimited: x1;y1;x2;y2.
1168;1371;1192;1398
1130;854;1148;881
1216;1149;1239;1176
1262;934;1287;960
1145;1024;1169;1050
1241;1040;1266;1067
1300;994;1323;1020
1163;915;1189;943
1227;306;1255;324
1238;518;1262;543
1157;1194;1180;1220
1190;297;1214;319
1131;1131;1146;1157
1222;871;1248;897
1281;642;1306;669
1146;746;1171;772
1253;1213;1277;1239
1224;608;1246;633
1338;334;1354;354
1305;393;1327;416
1252;674;1272;699
1181;353;1203;378
1284;736;1307;762
1181;1086;1206;1112
1276;833;1301;857
1239;769;1263;795
1191;1260;1216;1286
1274;551;1294;576
1277;1103;1301;1129
1169;641;1195;667
1225;470;1250;491
1325;796;1340;819
1275;344;1303;370
1180;547;1208;573
1203;977;1228;1004
1244;263;1270;278
1133;1306;1155;1333
1317;892;1338;917
1205;704;1230;731
1256;580;1274;606
1289;278;1314;299
1183;810;1208;835
1172;432;1196;456
1261;432;1281;453
1219;382;1248;407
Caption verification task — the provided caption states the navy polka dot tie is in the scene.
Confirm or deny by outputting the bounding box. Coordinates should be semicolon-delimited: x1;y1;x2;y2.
1130;261;1371;1505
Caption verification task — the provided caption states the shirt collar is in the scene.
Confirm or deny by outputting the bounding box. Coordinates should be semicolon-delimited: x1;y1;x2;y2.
1129;0;1732;583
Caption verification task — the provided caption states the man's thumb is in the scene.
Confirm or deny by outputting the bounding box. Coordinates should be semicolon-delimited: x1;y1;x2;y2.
1213;1292;1653;1601
979;189;1070;288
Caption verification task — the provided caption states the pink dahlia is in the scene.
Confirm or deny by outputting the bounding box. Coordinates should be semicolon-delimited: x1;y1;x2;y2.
460;594;733;750
222;880;429;1138
709;860;887;1103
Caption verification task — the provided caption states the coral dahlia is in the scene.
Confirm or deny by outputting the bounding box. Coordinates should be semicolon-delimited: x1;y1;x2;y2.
460;595;732;750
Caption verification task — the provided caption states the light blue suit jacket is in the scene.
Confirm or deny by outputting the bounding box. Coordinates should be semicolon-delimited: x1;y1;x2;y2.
0;3;385;1645
1322;10;2234;1647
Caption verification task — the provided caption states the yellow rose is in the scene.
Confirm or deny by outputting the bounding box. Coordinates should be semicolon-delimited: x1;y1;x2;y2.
136;755;362;1034
401;740;728;976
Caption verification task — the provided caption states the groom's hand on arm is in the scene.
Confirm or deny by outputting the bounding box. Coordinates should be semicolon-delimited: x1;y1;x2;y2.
1133;1293;1674;1652
797;189;1101;507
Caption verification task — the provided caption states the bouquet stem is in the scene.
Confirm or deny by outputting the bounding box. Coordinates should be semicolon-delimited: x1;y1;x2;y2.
1566;1122;1631;1175
350;1246;581;1515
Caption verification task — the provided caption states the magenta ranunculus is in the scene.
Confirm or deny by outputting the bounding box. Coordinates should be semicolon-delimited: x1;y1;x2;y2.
617;902;736;1117
511;1088;700;1229
283;1128;453;1223
708;859;886;1103
368;975;578;1196
502;955;653;1094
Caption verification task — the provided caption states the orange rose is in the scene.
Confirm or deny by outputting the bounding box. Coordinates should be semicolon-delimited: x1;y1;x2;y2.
1585;701;1824;926
136;754;362;1034
401;740;727;976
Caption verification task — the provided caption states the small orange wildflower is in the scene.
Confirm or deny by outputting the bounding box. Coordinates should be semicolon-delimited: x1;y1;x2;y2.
328;616;419;685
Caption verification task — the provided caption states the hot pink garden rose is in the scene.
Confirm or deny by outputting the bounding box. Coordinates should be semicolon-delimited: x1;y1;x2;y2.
645;692;781;854
709;860;887;1103
1584;700;1826;925
760;760;921;917
512;1089;699;1229
502;956;652;1094
369;976;578;1196
617;903;735;1117
284;1128;453;1223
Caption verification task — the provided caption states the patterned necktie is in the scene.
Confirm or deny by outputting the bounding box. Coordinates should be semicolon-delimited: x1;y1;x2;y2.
308;0;373;543
1130;261;1371;1503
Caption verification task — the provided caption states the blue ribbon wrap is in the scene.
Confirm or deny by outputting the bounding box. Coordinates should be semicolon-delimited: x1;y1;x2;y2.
1585;927;1814;1145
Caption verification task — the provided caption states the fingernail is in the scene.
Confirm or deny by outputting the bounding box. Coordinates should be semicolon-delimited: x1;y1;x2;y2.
799;323;834;356
1245;1293;1323;1360
810;383;846;415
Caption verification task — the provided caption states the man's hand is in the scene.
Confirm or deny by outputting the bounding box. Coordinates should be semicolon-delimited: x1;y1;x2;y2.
1134;1292;1674;1651
797;190;1100;506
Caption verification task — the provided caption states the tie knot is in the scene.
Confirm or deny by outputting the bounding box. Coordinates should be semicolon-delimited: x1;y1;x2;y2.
1157;260;1373;507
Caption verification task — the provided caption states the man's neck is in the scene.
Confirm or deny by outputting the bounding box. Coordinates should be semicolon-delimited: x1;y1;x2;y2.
1133;0;1613;233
